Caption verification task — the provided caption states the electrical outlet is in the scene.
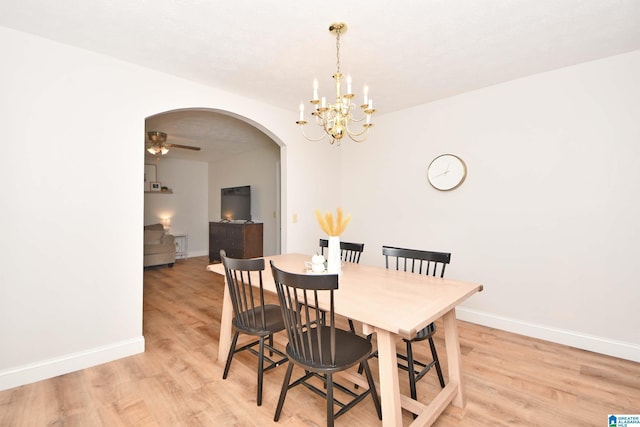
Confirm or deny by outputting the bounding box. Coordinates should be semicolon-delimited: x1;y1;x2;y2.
292;213;298;223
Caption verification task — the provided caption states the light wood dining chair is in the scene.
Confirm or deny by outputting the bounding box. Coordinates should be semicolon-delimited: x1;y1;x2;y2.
382;245;451;402
270;261;382;427
220;250;288;406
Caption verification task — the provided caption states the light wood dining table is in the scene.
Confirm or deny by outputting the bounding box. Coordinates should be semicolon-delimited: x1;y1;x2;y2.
207;253;483;426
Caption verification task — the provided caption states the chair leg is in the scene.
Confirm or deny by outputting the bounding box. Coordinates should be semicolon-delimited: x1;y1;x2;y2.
355;333;373;387
268;333;274;356
429;337;446;388
348;319;355;333
406;340;418;401
274;362;294;422
361;361;382;420
223;331;239;379
326;373;334;427
257;336;265;406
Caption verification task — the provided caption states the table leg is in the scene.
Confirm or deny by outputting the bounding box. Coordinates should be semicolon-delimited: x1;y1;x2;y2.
376;328;403;427
442;308;465;407
217;280;233;362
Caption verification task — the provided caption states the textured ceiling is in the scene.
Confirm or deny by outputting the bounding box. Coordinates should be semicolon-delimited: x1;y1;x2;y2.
144;109;276;162
2;0;639;160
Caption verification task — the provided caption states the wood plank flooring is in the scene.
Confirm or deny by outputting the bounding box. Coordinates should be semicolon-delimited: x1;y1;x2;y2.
1;256;638;426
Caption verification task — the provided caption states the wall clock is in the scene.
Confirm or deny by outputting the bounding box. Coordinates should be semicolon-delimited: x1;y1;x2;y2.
427;154;467;191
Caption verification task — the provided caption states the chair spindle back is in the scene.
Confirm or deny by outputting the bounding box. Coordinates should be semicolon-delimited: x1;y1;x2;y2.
221;250;268;332
319;238;364;264
382;246;451;277
270;261;339;368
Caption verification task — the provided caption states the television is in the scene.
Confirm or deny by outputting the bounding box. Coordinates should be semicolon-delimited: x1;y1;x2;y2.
221;185;252;222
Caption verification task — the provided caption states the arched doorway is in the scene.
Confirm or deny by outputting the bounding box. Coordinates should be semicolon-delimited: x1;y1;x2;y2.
143;108;282;258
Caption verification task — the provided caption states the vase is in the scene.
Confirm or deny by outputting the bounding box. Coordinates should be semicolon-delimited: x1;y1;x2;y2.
327;236;341;274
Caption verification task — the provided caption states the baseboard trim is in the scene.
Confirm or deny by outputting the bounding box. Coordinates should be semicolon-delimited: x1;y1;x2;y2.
185;250;208;258
0;336;145;391
456;307;640;363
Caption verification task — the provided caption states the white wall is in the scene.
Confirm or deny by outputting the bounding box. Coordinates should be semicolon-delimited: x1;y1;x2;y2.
144;158;209;257
0;26;340;390
341;50;640;361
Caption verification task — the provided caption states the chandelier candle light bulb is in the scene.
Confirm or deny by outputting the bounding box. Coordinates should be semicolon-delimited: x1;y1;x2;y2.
296;22;376;144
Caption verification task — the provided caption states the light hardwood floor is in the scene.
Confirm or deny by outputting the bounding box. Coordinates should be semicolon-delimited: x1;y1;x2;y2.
1;256;638;426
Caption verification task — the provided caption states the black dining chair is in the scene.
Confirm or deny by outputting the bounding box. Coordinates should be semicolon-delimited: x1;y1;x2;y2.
270;261;382;427
220;250;288;406
382;245;450;402
319;238;364;264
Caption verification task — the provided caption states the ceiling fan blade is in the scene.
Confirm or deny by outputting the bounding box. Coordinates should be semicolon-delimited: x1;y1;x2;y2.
166;143;201;151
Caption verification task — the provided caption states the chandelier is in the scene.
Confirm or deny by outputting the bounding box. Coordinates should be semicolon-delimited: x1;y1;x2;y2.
296;22;375;144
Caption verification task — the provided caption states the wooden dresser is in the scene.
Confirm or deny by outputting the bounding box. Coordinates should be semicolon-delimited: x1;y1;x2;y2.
209;222;263;262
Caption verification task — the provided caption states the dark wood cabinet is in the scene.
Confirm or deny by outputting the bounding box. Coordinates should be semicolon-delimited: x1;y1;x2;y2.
209;222;263;262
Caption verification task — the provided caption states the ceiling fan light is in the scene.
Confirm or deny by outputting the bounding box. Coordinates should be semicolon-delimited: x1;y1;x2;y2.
146;131;197;156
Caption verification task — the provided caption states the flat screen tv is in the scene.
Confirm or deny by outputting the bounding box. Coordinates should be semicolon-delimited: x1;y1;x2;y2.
221;185;252;222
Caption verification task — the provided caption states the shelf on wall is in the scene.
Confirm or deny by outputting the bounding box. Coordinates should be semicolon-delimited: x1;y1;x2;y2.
144;190;174;194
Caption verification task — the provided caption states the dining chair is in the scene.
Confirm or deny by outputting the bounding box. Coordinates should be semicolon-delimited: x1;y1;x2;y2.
220;250;288;406
382;245;450;402
318;238;364;332
270;261;382;427
319;238;364;263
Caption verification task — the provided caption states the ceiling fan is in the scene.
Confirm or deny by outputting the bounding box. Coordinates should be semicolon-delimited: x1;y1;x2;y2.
146;131;201;155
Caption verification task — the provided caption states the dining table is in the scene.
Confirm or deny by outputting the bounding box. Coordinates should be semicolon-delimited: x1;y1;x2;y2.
207;253;483;426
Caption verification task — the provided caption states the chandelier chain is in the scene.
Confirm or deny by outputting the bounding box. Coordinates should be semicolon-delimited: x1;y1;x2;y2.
335;29;341;74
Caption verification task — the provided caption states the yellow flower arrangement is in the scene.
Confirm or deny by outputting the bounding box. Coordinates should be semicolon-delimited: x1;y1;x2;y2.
315;208;351;236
